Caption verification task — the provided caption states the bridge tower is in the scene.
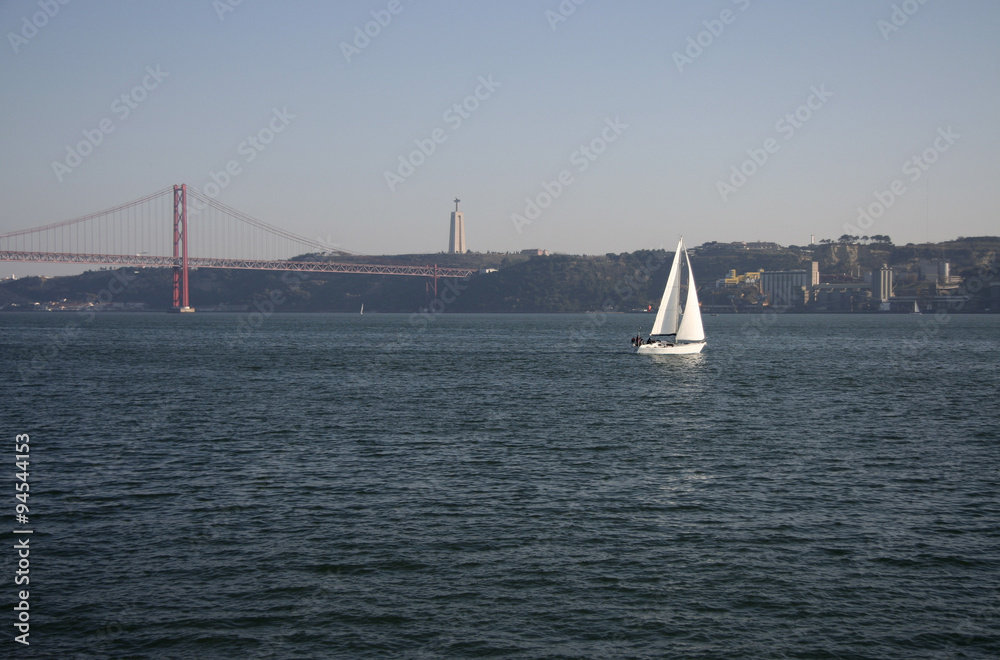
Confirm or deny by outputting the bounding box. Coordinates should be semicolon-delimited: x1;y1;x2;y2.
172;184;194;312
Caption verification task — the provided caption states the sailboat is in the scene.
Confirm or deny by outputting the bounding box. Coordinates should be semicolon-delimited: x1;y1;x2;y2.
633;237;706;354
911;300;920;314
360;302;364;315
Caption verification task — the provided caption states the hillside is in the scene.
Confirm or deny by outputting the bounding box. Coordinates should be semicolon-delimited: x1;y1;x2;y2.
2;238;996;313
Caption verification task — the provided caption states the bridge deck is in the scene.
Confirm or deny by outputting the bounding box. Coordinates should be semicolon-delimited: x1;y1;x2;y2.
0;251;478;279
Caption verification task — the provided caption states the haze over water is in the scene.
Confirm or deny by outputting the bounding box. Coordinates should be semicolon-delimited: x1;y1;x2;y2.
3;312;998;658
3;0;1000;278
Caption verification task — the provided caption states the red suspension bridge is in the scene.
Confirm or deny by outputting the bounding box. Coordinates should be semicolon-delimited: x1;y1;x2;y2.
0;185;477;311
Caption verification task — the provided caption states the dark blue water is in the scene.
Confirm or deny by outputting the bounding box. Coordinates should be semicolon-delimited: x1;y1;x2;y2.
2;312;999;658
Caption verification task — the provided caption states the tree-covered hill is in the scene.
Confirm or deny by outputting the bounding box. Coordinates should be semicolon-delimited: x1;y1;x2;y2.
2;237;995;313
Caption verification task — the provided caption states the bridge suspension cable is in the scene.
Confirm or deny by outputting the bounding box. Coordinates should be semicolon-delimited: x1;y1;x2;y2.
0;187;173;257
185;188;353;260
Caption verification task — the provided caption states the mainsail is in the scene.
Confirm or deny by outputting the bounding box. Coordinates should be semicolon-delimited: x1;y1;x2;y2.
649;241;683;336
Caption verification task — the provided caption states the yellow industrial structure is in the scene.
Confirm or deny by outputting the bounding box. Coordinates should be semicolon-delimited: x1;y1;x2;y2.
722;269;763;286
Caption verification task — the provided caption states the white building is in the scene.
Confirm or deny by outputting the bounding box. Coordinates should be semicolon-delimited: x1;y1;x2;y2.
872;264;893;302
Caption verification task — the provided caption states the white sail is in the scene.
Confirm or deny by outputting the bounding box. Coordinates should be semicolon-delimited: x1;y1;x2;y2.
650;240;683;336
676;248;705;342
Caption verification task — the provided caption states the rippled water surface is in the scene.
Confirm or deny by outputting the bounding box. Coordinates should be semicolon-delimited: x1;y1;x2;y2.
2;312;999;658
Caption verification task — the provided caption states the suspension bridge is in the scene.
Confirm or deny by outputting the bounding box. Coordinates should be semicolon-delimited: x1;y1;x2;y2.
0;185;477;311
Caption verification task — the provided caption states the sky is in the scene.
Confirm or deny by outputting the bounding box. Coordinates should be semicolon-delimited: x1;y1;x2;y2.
2;0;999;277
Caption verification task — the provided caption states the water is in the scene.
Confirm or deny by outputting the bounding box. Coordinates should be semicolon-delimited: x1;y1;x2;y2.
2;312;998;658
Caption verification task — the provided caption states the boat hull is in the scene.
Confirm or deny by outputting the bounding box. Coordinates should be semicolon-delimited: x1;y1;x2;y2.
634;341;706;355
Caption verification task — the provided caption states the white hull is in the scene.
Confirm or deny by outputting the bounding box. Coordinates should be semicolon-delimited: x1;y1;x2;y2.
634;341;706;355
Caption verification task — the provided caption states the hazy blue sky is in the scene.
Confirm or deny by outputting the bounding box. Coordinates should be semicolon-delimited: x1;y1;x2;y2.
2;0;998;276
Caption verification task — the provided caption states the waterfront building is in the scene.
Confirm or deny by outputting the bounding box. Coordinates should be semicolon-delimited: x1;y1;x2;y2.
756;263;817;307
920;260;950;284
760;270;811;307
872;263;893;302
